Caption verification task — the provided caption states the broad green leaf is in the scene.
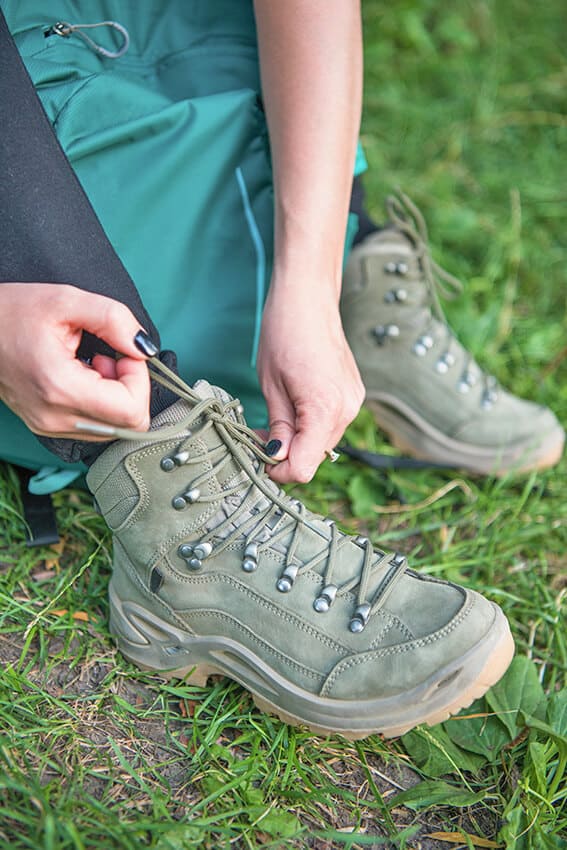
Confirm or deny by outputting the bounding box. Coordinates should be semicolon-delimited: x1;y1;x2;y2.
390;779;485;811
498;805;528;850
156;825;206;849
347;474;379;518
485;657;546;737
527;740;548;796
520;714;567;754
402;725;485;778
444;699;511;760
256;808;301;838
242;784;264;806
547;688;567;736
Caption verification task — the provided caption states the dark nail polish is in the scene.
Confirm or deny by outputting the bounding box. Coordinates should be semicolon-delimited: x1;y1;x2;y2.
265;439;282;457
134;330;159;358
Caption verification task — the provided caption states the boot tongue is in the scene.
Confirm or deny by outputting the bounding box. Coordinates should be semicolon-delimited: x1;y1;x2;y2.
192;379;232;406
374;224;417;252
150;379;238;432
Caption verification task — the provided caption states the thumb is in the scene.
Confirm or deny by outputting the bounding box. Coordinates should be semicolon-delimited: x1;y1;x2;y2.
264;399;296;462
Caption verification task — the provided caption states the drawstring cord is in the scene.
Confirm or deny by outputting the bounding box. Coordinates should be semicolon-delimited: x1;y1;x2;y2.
46;20;130;60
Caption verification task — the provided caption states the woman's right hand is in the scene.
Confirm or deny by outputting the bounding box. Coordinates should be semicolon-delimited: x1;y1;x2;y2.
0;283;152;438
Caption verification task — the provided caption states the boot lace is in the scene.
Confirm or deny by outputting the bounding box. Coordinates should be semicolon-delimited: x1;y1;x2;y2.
78;358;409;634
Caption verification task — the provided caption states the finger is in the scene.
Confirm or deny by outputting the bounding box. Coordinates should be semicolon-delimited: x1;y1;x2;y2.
264;393;296;461
91;354;118;379
64;288;158;360
276;407;340;484
61;357;151;431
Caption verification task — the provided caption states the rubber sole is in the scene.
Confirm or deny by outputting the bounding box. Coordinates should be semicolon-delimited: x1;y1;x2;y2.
109;586;515;740
367;395;565;475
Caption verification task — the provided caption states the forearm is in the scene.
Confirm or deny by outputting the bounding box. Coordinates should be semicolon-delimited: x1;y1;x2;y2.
254;0;362;296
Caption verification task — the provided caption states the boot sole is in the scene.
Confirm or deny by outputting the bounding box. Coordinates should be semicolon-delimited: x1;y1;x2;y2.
109;585;514;740
367;394;564;475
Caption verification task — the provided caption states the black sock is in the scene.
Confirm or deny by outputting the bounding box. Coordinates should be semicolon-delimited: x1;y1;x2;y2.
349;176;381;246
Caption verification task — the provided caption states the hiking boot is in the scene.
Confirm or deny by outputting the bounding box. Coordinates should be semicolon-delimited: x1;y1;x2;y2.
84;359;514;739
341;193;564;474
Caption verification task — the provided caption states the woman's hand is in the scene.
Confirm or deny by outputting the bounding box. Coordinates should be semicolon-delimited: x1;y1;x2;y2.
258;282;364;483
0;283;152;438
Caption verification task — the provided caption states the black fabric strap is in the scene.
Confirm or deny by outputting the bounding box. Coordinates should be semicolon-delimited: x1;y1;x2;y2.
338;444;457;472
0;10;158;333
15;466;60;547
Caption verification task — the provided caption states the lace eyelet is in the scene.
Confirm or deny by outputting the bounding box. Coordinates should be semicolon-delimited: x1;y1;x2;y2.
372;324;400;345
276;564;299;592
313;584;338;613
349;602;372;633
242;542;259;572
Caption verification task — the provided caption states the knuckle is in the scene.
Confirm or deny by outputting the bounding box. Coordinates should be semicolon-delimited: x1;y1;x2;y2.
294;466;315;484
37;374;63;407
120;406;149;431
28;411;58;435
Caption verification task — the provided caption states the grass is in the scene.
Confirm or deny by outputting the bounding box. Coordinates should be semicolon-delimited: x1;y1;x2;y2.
1;1;566;847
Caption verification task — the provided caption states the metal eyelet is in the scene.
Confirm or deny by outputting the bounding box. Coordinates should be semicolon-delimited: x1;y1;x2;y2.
435;352;455;374
313;584;338;613
242;542;259;573
173;450;190;465
177;543;203;571
372;324;400;345
384;288;408;304
349;602;372;633
481;390;498;410
193;541;213;560
396;261;408;275
276;564;299;593
413;334;434;357
457;370;476;393
390;552;406;568
161;457;176;472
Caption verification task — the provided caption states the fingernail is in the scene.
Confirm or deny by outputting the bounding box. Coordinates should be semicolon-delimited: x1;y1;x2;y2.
265;439;282;457
134;330;159;358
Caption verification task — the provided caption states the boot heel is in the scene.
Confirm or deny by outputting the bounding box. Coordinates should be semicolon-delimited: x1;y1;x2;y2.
108;583;214;685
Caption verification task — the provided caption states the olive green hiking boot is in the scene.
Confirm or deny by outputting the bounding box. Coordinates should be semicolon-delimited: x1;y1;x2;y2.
86;359;514;739
341;193;564;475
